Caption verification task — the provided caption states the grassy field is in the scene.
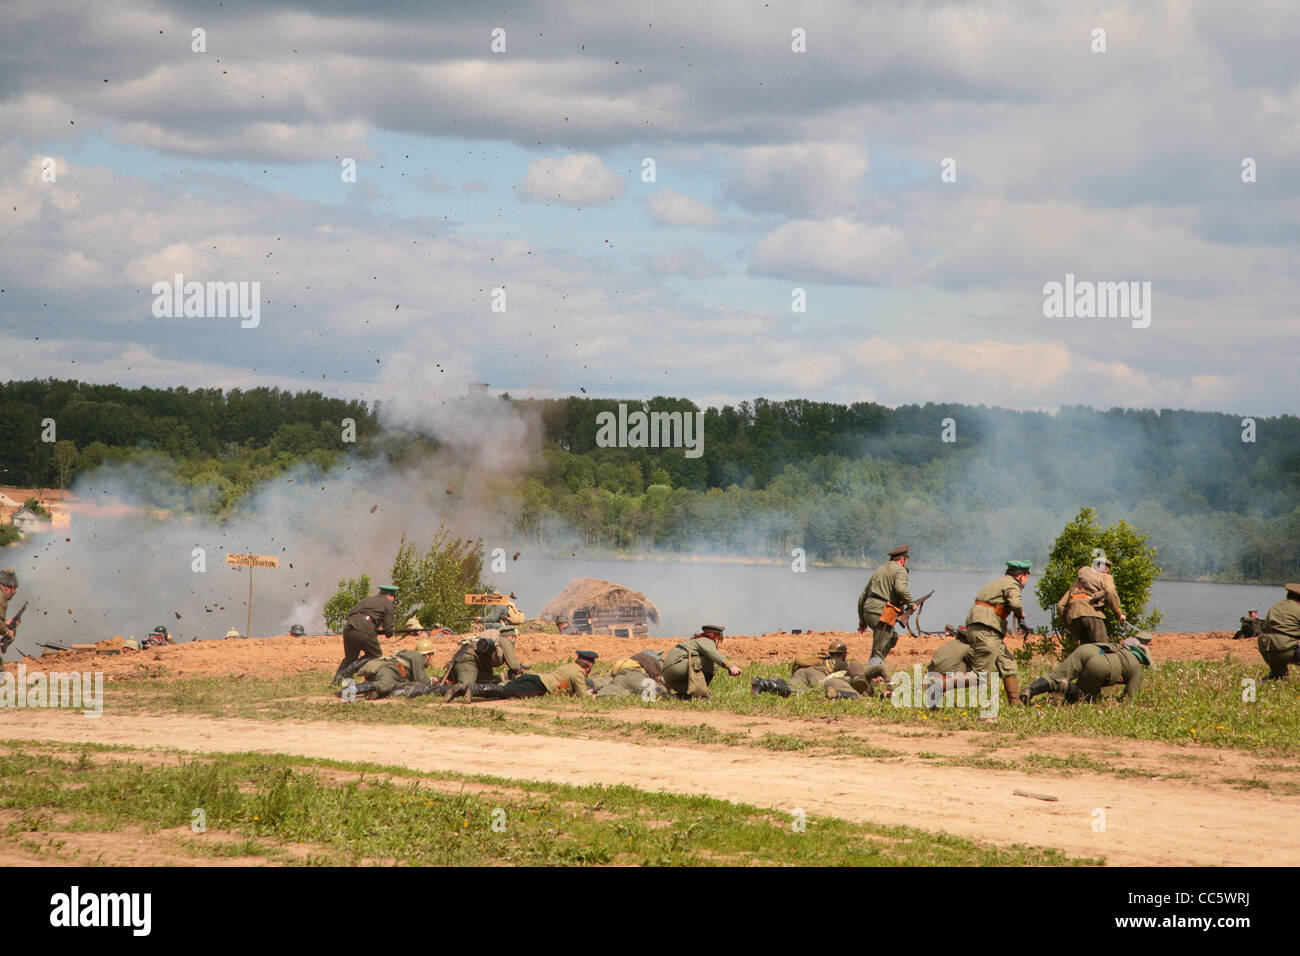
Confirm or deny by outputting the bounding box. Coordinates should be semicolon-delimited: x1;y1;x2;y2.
0;742;1099;866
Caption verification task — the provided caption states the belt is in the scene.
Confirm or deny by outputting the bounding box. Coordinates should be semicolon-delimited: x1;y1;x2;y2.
975;600;1010;620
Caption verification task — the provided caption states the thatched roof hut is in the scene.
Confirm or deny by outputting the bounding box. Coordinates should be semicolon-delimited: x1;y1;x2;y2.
541;577;660;637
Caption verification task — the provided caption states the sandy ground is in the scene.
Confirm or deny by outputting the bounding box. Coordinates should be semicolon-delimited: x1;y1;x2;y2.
1;628;1289;867
4;627;1257;681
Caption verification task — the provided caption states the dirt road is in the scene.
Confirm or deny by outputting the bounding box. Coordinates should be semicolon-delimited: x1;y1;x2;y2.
6;709;1291;866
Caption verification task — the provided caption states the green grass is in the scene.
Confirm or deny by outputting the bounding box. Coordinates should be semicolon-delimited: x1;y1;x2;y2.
0;742;1100;867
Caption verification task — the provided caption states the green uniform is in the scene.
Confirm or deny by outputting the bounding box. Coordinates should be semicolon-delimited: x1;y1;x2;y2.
857;561;913;661
1046;643;1143;699
927;638;974;675
1233;616;1265;641
342;595;393;661
538;661;591;696
0;588;10;658
788;659;858;698
356;649;428;696
595;668;660;698
1258;598;1300;678
662;638;732;696
1055;566;1122;644
450;633;523;684
964;575;1024;679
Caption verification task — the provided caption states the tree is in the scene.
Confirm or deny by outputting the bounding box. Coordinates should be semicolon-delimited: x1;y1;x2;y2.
389;525;485;630
323;574;371;632
51;440;79;488
1036;507;1162;652
22;497;51;520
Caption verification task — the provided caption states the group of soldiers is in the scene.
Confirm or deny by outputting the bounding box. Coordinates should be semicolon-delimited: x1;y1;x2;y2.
324;548;1300;709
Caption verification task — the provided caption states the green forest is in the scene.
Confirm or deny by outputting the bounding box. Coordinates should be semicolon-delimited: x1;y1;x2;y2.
3;381;1298;583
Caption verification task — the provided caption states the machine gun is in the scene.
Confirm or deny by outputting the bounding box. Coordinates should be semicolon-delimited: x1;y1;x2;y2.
0;601;27;653
37;641;69;653
901;591;942;637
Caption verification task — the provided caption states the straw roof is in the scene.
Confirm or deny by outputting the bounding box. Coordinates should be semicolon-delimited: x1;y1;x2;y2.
541;577;661;623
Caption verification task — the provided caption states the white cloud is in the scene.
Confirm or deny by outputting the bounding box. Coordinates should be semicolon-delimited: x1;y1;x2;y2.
647;189;723;227
750;218;908;284
727;144;870;217
518;152;625;205
641;247;723;277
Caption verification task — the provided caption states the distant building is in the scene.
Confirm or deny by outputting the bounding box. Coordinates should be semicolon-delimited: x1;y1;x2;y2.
11;505;51;534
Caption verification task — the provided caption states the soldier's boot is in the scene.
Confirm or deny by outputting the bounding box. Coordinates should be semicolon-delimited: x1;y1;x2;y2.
506;668;524;681
442;683;468;703
398;681;448;699
1020;677;1053;704
827;687;860;701
1063;681;1083;704
750;677;792;698
338;680;378;699
333;657;369;685
464;683;511;701
1002;676;1020;706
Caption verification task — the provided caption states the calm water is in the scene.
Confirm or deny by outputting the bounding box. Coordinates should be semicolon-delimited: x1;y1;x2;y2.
505;557;1281;638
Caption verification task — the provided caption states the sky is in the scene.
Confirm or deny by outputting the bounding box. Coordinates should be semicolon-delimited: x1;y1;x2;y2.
2;0;1298;415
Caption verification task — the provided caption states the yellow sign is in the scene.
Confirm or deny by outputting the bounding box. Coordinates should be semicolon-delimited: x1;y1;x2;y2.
465;593;510;605
225;553;280;569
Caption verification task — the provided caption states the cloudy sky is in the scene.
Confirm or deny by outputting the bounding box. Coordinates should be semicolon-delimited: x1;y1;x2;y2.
2;0;1298;414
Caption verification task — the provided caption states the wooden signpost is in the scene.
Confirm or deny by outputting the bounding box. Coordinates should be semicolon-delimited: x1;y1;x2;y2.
465;593;511;606
226;553;280;639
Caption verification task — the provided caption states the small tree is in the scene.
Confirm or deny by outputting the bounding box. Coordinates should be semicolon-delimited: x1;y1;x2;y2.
1036;507;1162;656
323;574;371;632
390;524;485;630
22;497;51;520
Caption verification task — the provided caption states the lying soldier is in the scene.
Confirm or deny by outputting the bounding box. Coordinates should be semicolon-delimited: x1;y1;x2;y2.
444;650;598;702
751;641;889;700
336;639;438;700
592;650;667;698
1020;636;1152;704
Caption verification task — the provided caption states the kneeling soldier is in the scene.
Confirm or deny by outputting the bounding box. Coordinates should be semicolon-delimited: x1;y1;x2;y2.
448;630;525;686
594;651;667;698
662;626;742;699
446;650;598;702
337;639;437;700
1021;636;1152;703
1258;583;1300;679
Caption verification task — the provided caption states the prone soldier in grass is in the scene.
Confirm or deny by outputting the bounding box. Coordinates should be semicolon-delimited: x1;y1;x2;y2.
331;583;398;684
751;641;889;700
964;561;1032;707
447;630;525;686
593;650;667;698
661;625;742;699
1020;635;1152;703
1257;583;1300;679
444;650;598;702
857;545;914;663
336;639;438;700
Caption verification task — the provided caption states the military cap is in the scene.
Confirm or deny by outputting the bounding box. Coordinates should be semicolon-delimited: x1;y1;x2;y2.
1285;583;1300;598
576;650;599;663
1005;560;1032;573
225;628;241;638
888;545;909;558
0;568;16;589
378;584;399;595
404;616;423;629
415;638;436;654
827;641;848;655
701;625;724;635
152;625;169;636
1122;637;1152;666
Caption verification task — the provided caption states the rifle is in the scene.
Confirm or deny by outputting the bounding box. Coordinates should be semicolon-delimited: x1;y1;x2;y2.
1;601;27;653
900;591;939;637
37;641;69;652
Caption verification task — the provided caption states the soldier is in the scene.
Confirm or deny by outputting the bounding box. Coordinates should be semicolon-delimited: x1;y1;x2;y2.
964;561;1032;707
751;641;889;700
446;629;525;687
445;650;598;702
0;568;19;658
140;626;172;649
1054;559;1126;645
1020;635;1152;703
662;625;742;699
1232;610;1264;641
337;639;438;700
857;546;914;663
331;584;398;684
1258;584;1300;679
594;650;667;698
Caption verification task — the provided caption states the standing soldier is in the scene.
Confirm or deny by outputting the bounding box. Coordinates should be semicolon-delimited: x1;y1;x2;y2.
331;584;398;684
1054;558;1125;645
445;650;598;701
0;568;19;659
1258;584;1300;680
1021;636;1152;703
857;546;914;663
662;625;742;699
594;650;667;698
337;639;438;700
964;561;1032;707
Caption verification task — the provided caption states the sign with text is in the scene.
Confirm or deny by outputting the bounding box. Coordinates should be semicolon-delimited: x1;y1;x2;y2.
225;553;280;569
465;593;511;605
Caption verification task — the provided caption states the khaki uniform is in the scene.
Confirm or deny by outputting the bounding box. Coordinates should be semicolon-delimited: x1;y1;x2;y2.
964;575;1024;679
1258;598;1300;678
857;561;913;661
1055;566;1122;644
537;662;591;696
0;589;10;656
1233;616;1265;641
789;659;857;698
1046;643;1143;699
450;632;522;684
927;638;974;675
595;668;661;698
662;638;732;696
356;649;428;697
342;595;393;664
